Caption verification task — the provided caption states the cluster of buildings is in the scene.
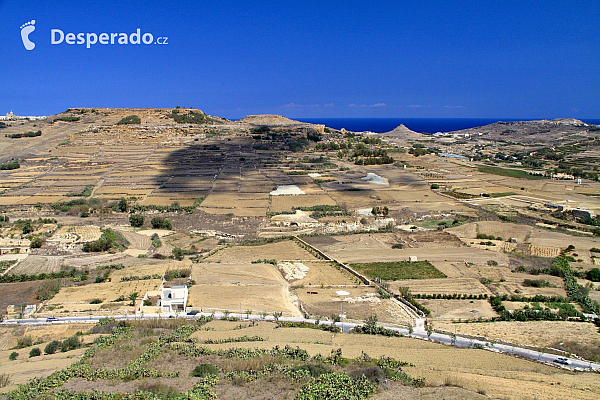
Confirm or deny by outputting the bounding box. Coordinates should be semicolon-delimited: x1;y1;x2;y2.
0;111;46;121
0;238;31;255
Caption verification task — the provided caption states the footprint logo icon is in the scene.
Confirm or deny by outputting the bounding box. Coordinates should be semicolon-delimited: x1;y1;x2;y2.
20;20;36;50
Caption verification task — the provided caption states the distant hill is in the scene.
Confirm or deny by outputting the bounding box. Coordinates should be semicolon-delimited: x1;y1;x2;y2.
448;118;596;144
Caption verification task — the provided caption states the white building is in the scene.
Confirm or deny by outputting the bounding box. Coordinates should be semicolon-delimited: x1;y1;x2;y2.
160;285;188;313
0;111;46;121
0;238;30;254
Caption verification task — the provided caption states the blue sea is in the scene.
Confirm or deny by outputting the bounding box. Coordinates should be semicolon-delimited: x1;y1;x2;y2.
294;118;600;134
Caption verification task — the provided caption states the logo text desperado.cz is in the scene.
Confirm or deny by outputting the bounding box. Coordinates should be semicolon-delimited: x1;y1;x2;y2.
51;29;167;48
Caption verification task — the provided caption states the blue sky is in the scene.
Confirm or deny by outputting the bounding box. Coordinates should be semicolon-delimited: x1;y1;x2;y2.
1;1;599;119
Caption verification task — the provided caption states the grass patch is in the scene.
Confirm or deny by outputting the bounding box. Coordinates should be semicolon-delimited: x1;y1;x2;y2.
489;192;516;198
117;115;141;125
477;166;543;180
350;261;446;280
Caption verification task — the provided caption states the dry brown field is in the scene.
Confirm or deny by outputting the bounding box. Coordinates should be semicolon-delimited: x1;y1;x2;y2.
8;255;62;275
330;246;508;267
47;279;161;310
419;299;497;321
285;260;360;286
60;253;131;269
113;228;152;251
189;258;301;315
435;320;600;349
205;240;318;263
191;262;282;286
478;269;566;297
296;286;413;324
269;193;337;212
109;260;189;281
327;190;395;209
390;277;491;296
188;284;300;316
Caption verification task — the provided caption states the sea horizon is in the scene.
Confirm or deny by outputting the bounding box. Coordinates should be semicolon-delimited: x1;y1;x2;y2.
292;117;600;134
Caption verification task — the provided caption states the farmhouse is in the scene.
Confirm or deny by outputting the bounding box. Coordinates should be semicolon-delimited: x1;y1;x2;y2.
46;233;78;249
159;285;188;313
0;238;30;254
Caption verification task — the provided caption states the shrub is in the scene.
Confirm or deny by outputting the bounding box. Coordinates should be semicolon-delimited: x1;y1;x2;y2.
129;214;144;227
16;335;33;349
430;183;439;189
172;247;184;261
60;335;82;352
29;347;41;358
190;363;219;377
44;340;61;355
0;161;20;170
151;217;172;230
587;268;600;282
8;352;18;360
523;279;552;288
89;298;103;304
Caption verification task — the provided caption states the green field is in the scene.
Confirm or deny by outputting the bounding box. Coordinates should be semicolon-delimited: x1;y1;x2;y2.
477;166;543;180
350;261;446;280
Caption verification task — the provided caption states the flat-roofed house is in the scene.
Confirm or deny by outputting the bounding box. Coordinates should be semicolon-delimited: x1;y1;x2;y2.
160;285;188;313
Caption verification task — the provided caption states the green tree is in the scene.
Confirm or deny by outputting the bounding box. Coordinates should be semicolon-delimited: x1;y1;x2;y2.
30;236;45;248
117;198;128;213
8;352;17;361
151;217;172;230
129;214;144;228
22;220;33;234
128;291;138;306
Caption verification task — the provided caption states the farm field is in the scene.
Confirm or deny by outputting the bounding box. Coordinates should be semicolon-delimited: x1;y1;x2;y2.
296;286;414;325
418;299;497;321
8;255;62;275
435;320;600;354
45;279;162;314
350;261;447;280
389;277;491;296
187;284;301;316
205;240;319;263
281;260;360;286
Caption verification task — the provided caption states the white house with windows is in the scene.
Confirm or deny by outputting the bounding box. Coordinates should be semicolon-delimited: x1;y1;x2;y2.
159;285;188;313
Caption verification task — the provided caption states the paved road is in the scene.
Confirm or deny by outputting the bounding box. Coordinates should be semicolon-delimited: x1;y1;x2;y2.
4;312;599;372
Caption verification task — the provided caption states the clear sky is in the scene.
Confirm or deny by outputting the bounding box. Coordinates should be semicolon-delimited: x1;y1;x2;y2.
1;1;599;119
